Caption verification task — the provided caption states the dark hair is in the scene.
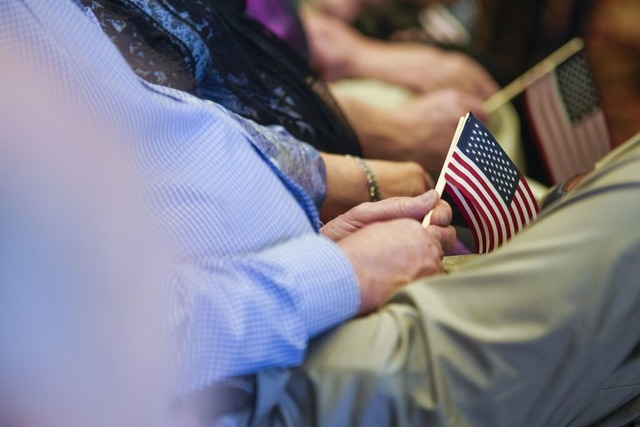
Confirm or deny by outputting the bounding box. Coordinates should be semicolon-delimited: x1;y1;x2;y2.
84;0;361;155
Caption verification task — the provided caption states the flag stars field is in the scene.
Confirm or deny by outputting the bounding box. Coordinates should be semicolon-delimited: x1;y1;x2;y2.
428;113;539;253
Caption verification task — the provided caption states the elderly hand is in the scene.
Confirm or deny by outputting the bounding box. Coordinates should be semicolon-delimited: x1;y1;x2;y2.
321;190;455;248
336;218;444;314
388;89;489;171
323;191;455;314
352;42;499;99
341;88;488;173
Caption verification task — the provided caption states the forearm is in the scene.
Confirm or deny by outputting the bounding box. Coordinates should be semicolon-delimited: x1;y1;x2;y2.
173;233;359;392
320;153;372;221
320;152;431;222
334;88;490;172
346;39;439;91
332;94;412;161
302;4;438;87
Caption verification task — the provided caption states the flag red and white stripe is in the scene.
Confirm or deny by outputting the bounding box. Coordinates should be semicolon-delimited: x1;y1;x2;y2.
429;113;539;253
445;150;538;253
525;51;611;184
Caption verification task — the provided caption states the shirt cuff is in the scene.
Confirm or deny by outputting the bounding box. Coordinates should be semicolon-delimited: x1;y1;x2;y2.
260;232;360;338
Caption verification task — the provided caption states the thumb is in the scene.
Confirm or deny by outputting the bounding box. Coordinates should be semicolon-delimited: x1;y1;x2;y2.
324;190;439;241
403;190;439;220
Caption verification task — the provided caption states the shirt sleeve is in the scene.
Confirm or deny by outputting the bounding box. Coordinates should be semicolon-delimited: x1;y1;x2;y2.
230;113;328;211
170;232;360;394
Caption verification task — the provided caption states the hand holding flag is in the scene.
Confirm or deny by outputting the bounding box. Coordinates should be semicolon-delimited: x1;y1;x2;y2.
423;113;539;253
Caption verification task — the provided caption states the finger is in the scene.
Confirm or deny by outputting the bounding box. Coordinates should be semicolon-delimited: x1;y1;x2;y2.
450;91;489;122
427;199;453;227
479;74;500;99
455;57;499;99
322;190;440;241
348;189;438;224
320;209;363;241
377;190;439;221
419;258;445;277
468;100;490;124
415;239;445;276
426;225;457;251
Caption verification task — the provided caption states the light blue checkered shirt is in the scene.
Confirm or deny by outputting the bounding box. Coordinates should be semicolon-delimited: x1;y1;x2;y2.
2;0;360;393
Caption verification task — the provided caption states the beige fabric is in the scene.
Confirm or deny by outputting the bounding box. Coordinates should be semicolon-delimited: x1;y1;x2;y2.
241;133;640;426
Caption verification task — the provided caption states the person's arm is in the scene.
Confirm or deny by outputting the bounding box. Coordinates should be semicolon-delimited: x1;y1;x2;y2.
301;6;498;98
172;232;360;392
174;192;451;391
320;153;433;221
311;0;380;22
335;89;488;172
321;189;455;248
252;135;640;427
325;190;454;312
231;115;434;222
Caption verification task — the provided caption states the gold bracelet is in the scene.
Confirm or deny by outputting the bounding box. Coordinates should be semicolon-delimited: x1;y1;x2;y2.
346;155;381;202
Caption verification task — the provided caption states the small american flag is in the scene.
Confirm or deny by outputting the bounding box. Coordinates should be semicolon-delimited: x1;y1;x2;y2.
430;113;539;253
525;50;611;184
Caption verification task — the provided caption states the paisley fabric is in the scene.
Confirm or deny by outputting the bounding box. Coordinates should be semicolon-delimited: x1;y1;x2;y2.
84;0;328;208
82;0;361;156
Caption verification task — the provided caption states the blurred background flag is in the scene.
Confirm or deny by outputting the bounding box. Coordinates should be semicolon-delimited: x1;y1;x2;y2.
425;113;539;254
524;49;611;184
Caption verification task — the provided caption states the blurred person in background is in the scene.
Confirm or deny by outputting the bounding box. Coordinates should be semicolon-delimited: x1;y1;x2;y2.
0;17;179;427
586;0;640;146
84;0;494;179
5;3;640;427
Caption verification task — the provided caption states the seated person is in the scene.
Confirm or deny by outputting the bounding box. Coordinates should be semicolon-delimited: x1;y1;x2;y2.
245;0;497;98
5;0;453;391
7;1;640;425
299;4;498;99
245;0;497;171
85;0;488;176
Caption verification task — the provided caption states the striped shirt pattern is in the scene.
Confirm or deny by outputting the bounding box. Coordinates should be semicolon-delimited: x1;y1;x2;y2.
2;0;360;394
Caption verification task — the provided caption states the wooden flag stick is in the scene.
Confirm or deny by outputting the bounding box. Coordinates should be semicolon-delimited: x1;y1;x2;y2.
595;130;640;168
483;37;585;114
422;114;468;228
